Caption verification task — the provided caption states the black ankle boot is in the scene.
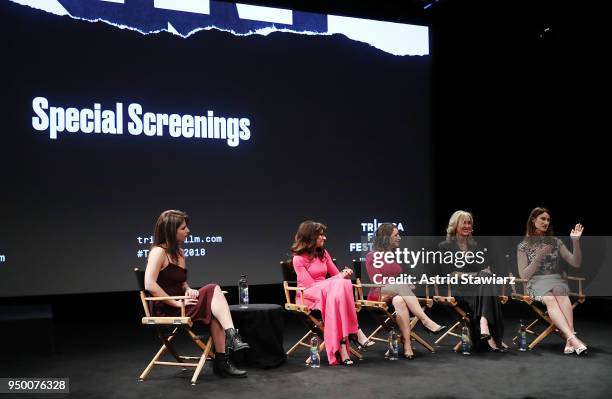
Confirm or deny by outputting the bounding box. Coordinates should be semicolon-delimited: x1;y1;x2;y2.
213;352;247;378
225;328;250;352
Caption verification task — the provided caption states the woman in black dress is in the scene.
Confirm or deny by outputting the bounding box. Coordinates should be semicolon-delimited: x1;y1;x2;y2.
144;209;250;377
438;210;505;352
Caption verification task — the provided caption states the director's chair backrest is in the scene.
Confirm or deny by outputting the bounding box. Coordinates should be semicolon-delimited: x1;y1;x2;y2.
352;258;377;302
280;259;298;306
134;267;152;317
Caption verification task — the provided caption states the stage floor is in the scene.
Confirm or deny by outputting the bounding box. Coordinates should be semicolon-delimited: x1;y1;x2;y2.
1;308;611;399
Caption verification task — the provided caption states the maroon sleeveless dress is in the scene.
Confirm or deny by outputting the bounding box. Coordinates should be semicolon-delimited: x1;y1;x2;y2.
152;263;217;325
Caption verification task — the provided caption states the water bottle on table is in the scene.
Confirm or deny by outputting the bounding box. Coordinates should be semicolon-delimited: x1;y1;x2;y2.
239;274;249;308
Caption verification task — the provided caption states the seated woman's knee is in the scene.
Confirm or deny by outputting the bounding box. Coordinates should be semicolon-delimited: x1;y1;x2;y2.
551;286;568;297
392;296;406;310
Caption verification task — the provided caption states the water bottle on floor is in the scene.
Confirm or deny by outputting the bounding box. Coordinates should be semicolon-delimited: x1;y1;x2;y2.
518;319;528;351
461;319;471;355
309;335;320;368
388;327;399;360
238;275;249;308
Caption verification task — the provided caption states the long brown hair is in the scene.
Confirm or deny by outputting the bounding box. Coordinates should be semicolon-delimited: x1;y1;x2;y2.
373;223;397;251
153;210;189;263
525;207;554;245
291;220;327;259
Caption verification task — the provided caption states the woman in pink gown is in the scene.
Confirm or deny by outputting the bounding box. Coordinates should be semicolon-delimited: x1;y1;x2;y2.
291;220;373;365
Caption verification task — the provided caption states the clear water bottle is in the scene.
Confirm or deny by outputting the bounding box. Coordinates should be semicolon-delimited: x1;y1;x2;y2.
518;319;528;351
388;327;399;360
309;335;320;368
238;274;249;308
461;320;471;355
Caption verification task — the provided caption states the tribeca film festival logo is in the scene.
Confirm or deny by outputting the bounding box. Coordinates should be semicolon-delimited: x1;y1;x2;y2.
31;96;251;147
349;218;405;252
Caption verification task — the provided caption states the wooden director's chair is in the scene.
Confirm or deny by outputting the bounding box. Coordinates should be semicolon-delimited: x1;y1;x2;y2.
510;272;586;350
353;260;436;353
134;268;214;385
280;259;363;363
433;275;509;352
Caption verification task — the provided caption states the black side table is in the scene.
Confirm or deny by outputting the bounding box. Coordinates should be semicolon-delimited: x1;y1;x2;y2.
229;304;286;368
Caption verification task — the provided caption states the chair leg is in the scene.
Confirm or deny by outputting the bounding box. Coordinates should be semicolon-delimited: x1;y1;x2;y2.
453;340;462;353
409;317;435;353
525;318;539;333
186;329;210;352
529;323;556;350
349;346;363;359
435;321;460;345
367;324;386;343
191;337;213;386
287;330;314;356
140;332;178;381
410;331;435;353
157;327;183;362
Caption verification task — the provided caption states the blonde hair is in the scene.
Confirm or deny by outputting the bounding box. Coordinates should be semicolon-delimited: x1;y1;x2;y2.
446;210;473;240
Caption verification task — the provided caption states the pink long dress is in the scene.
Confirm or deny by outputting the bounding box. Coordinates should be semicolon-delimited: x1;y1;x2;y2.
292;250;359;365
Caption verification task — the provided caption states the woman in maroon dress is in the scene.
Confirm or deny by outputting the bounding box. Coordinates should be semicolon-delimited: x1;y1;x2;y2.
144;210;249;377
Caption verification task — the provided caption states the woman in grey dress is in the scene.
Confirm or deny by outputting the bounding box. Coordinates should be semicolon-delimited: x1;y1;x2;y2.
517;207;587;355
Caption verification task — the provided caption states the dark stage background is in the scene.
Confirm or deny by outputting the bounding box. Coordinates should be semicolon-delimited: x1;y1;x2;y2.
1;3;609;398
1;1;608;305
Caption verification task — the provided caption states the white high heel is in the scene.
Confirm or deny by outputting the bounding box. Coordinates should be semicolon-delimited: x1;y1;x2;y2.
567;335;588;356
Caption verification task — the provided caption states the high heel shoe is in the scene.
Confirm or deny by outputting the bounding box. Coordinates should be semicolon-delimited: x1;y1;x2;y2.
564;342;575;355
338;342;354;366
401;336;415;360
425;324;447;336
349;333;375;351
567;335;588;356
564;331;576;355
486;338;506;353
480;333;491;341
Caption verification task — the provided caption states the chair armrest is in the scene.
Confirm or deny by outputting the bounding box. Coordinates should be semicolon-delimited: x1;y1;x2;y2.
285;286;306;306
433;295;457;306
358;283;385;288
512;277;529;296
566;276;585;296
144;295;189;301
144;295;188;316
